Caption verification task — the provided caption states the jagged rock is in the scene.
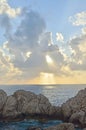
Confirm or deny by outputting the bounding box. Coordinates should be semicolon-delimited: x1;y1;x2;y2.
3;95;18;118
0;89;62;121
44;123;75;130
13;90;59;117
62;88;86;126
0;90;7;113
13;90;37;113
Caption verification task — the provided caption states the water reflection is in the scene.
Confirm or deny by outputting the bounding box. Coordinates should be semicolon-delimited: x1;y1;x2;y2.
0;84;86;106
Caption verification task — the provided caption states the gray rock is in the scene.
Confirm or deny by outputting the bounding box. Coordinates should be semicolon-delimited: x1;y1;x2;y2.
70;110;85;125
3;95;18;118
62;88;86;126
44;123;75;130
13;90;59;116
14;90;37;113
0;90;7;113
0;89;62;121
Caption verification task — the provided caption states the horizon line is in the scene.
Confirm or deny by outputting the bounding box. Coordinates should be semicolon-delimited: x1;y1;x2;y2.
0;84;86;86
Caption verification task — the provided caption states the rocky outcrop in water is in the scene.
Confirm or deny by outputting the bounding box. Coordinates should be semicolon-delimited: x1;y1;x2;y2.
0;89;62;121
0;88;86;129
61;88;86;127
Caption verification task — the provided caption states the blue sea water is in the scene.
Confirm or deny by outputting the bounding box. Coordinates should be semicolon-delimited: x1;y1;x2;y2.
0;84;85;130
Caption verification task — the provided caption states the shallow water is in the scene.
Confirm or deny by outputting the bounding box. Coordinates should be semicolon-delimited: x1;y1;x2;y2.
0;84;85;130
0;120;82;130
0;120;62;130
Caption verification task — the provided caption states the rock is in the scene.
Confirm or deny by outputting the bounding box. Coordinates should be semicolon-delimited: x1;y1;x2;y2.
0;89;62;121
62;88;86;126
1;87;86;129
14;90;37;113
69;110;85;125
0;90;7;113
61;102;72;120
44;123;75;130
13;90;60;117
3;95;18;118
49;106;62;118
26;127;41;130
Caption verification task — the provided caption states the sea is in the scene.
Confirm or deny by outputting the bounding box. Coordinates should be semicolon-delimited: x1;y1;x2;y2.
0;84;86;130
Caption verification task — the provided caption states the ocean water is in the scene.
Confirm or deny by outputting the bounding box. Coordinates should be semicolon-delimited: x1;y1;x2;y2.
0;84;85;130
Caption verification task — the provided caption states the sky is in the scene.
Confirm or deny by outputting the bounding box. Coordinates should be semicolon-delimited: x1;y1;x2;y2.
0;0;86;84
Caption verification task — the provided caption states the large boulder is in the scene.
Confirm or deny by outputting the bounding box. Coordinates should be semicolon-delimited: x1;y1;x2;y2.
13;90;60;117
13;90;51;115
0;90;62;121
62;88;86;127
69;110;85;125
44;123;75;130
13;90;37;113
0;90;7;113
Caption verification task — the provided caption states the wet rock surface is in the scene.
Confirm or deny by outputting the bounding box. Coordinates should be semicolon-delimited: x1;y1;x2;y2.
26;127;41;130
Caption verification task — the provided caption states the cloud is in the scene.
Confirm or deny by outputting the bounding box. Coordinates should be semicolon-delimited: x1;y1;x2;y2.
0;48;22;84
56;33;64;42
0;14;11;38
0;1;86;84
69;11;86;26
7;10;46;51
0;0;21;18
82;27;86;34
69;33;86;70
0;9;66;81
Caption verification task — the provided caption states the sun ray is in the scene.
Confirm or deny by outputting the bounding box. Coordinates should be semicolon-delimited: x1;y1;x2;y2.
46;55;53;64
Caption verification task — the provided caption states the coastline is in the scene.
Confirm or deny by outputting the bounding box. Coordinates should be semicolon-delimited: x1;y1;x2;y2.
0;87;86;129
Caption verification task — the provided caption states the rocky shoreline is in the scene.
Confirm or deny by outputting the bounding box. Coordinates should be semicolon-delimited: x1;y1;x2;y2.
0;88;86;130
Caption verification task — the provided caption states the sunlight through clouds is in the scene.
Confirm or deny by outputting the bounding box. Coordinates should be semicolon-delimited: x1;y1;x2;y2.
40;72;55;84
0;0;86;84
46;55;53;65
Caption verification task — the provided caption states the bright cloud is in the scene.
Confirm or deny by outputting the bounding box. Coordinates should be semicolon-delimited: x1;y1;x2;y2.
0;0;21;17
56;33;64;42
69;33;86;70
0;0;86;84
82;27;86;34
69;11;86;26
